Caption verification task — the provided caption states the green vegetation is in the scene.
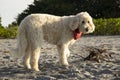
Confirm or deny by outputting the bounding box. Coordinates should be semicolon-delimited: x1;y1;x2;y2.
0;20;18;39
93;18;120;35
0;26;18;39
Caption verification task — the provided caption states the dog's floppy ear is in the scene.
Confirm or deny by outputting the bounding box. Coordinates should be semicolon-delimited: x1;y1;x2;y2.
69;16;79;31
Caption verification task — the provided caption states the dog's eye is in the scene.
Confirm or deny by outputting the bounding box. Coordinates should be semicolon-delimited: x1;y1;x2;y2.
82;21;85;24
88;21;90;23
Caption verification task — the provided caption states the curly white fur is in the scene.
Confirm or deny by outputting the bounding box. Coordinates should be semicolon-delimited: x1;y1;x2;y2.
11;12;95;71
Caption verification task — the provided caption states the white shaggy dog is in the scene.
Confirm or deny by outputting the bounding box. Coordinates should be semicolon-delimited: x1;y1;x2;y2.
12;12;95;71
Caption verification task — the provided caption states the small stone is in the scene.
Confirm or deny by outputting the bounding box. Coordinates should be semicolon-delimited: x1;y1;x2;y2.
84;71;94;78
3;56;10;59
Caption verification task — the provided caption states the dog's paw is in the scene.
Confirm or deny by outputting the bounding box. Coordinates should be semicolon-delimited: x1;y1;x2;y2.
33;67;40;72
61;61;69;66
25;65;31;70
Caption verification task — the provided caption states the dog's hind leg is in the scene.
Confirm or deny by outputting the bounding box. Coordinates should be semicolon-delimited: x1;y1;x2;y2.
31;47;40;71
23;45;31;70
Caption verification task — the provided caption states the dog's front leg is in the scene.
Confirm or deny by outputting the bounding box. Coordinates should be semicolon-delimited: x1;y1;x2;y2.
57;44;70;66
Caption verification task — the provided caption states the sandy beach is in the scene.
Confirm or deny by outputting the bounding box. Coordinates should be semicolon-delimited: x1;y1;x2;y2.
0;36;120;80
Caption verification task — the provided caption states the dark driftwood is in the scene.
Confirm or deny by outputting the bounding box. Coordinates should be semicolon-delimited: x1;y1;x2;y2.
84;47;113;62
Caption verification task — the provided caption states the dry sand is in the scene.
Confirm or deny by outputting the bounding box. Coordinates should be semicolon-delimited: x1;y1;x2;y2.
0;36;120;80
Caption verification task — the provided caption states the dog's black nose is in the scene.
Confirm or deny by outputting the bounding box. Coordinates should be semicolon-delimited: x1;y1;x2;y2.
85;28;89;32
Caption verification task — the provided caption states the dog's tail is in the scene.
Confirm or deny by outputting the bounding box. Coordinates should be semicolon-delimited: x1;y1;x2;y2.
10;26;27;59
9;47;21;58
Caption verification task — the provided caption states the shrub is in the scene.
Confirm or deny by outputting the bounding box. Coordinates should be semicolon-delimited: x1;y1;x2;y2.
93;18;120;35
0;26;18;39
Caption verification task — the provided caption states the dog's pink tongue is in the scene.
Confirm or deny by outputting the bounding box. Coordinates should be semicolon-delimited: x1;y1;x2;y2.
73;28;82;40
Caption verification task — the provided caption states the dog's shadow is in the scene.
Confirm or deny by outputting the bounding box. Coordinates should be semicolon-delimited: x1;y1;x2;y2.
0;58;83;79
0;67;24;75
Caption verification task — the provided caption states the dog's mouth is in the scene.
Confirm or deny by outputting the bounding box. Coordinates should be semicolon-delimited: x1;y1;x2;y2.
73;28;82;40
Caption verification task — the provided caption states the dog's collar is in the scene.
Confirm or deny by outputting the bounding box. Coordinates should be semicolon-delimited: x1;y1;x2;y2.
73;28;82;40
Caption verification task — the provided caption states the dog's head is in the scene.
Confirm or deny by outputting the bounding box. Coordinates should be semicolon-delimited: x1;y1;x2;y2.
69;12;95;34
